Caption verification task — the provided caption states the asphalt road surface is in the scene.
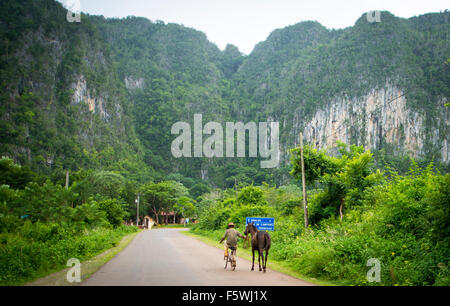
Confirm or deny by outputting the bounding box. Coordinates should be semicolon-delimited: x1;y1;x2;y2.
82;228;316;286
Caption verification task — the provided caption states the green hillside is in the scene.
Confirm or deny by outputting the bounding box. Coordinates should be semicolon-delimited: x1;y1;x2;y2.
1;1;448;185
0;0;448;286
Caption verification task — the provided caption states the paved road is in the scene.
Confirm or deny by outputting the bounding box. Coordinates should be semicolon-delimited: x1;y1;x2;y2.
82;229;316;286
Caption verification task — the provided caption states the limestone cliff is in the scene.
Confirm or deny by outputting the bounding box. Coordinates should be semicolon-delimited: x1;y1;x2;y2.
301;85;448;162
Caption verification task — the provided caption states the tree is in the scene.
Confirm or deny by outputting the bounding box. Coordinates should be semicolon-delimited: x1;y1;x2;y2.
97;199;127;228
189;182;211;199
290;145;341;185
0;157;36;189
237;186;266;206
290;142;382;222
174;196;197;226
86;171;126;200
140;181;188;225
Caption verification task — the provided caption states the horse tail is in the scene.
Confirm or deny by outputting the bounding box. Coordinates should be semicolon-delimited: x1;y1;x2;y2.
264;233;271;250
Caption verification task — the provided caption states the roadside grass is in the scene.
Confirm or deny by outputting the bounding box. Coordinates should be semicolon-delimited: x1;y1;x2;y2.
182;230;340;286
26;230;141;286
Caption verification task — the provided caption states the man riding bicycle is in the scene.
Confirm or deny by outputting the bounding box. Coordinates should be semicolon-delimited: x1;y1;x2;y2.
219;222;245;268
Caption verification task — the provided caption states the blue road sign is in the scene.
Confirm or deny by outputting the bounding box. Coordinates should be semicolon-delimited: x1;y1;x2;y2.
246;217;275;231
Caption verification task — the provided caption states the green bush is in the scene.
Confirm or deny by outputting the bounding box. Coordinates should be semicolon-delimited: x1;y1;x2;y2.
0;225;137;285
97;199;127;228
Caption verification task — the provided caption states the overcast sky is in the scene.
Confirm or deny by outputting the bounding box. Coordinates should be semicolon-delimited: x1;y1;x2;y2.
58;0;449;54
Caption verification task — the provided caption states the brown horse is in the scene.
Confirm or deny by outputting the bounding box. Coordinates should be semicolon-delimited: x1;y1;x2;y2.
244;223;271;273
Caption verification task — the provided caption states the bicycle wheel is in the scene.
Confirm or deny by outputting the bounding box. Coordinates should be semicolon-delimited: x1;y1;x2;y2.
224;251;229;269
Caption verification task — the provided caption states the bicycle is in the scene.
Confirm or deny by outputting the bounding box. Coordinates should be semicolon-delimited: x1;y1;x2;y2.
224;246;237;271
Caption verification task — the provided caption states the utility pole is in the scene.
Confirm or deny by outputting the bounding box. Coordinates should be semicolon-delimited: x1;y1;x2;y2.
234;177;238;202
65;171;72;207
135;194;140;226
300;133;309;229
65;171;69;190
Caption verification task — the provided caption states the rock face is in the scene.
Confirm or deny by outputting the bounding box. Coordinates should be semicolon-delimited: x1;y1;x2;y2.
302;84;448;162
71;75;110;121
124;76;145;90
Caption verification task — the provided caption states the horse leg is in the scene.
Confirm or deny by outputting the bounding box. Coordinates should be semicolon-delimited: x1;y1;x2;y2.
264;249;269;273
258;250;262;271
260;249;265;272
251;248;255;271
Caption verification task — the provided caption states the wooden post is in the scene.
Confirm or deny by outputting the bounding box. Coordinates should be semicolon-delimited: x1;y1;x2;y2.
300;133;309;229
65;171;72;207
235;177;238;202
136;194;140;226
65;171;69;190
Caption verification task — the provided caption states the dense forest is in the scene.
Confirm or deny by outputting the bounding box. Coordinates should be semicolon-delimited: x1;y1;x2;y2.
0;0;448;285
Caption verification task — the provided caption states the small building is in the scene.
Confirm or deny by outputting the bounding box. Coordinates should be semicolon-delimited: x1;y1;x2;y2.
160;211;177;224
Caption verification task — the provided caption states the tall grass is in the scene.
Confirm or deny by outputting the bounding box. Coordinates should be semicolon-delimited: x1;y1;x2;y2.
0;223;137;285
